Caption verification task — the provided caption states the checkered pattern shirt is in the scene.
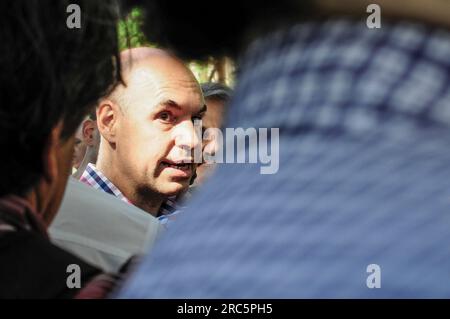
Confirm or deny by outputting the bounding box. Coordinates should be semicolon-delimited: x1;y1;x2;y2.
80;163;179;224
118;19;450;298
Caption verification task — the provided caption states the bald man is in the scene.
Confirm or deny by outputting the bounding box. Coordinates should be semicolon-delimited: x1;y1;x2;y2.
50;48;204;272
80;47;206;218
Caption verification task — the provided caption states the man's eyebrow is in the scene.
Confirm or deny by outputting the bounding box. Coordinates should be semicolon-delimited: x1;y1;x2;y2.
160;99;182;110
159;100;207;114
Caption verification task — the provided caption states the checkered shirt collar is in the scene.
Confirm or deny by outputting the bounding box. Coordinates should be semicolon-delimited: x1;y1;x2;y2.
80;163;131;204
79;164;178;217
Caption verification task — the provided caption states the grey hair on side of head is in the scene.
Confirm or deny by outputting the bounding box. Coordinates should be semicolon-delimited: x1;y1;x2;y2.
201;82;233;102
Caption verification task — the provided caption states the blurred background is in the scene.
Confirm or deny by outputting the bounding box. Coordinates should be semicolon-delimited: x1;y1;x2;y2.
118;7;235;86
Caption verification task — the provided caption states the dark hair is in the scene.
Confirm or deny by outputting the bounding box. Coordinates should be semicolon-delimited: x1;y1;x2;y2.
123;0;314;60
0;0;121;197
201;82;233;103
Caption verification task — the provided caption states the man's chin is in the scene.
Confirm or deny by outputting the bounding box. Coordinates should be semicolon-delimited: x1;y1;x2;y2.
160;181;189;197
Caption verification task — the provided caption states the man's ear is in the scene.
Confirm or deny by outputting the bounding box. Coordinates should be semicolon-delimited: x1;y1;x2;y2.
42;121;63;184
97;99;119;144
82;119;97;147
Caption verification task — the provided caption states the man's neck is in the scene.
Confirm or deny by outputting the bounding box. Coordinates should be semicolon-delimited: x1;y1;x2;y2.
132;195;164;217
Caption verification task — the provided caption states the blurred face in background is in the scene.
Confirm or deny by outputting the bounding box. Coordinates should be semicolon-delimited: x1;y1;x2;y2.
82;117;100;162
72;122;87;169
194;97;227;186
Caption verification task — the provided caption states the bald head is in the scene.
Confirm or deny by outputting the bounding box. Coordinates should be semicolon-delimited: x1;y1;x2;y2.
120;47;171;74
111;47;201;110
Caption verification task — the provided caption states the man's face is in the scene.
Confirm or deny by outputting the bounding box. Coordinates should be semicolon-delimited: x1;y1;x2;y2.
114;62;205;198
72;124;87;169
195;97;226;186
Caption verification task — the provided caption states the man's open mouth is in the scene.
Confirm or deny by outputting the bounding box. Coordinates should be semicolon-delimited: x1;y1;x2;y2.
161;161;192;172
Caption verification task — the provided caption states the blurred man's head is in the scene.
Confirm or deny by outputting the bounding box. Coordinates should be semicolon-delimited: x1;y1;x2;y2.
194;82;232;186
96;47;205;215
83;110;101;164
201;82;232;130
73;117;89;170
0;0;120;226
72;110;101;179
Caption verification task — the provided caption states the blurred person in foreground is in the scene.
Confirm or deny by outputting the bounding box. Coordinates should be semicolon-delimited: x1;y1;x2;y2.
0;0;123;298
118;0;450;298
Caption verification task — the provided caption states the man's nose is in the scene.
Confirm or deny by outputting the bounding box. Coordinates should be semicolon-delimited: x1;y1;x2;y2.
173;120;201;151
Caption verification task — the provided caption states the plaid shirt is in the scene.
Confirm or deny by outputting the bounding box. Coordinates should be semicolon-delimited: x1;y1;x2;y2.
80;163;180;224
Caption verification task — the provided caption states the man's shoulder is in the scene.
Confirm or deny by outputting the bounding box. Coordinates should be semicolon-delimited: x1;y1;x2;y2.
49;178;163;271
54;178;159;227
0;230;101;298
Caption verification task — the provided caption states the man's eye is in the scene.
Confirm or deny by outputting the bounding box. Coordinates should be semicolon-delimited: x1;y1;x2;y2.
159;111;175;123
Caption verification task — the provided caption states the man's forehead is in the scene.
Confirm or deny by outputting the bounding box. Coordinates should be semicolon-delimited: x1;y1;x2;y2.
128;63;199;90
125;53;193;80
157;89;205;114
117;54;204;111
128;66;203;106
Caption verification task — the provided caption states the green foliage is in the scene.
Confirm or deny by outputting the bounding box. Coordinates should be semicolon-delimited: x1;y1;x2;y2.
117;7;234;85
118;7;150;50
189;60;214;84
